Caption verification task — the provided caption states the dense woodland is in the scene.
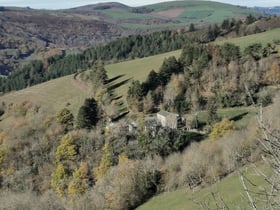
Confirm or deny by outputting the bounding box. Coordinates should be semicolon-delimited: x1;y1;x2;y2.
0;15;280;210
127;41;280;116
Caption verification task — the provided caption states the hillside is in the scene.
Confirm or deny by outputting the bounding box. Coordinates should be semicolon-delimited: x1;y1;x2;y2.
0;22;280;209
215;27;280;50
0;1;258;74
1;27;279;118
70;1;255;30
137;163;271;210
0;50;181;126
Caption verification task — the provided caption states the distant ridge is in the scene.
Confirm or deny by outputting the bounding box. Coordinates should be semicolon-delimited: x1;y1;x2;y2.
68;2;129;11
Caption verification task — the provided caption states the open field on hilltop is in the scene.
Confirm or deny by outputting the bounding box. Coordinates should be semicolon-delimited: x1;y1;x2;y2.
137;163;271;210
215;28;280;51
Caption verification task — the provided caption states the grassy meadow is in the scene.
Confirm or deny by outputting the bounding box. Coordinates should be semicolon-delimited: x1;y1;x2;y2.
215;27;280;51
137;163;271;210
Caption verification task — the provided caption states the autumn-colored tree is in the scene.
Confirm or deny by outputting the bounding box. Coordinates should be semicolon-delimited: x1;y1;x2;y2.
51;163;68;196
210;118;234;140
68;162;90;195
94;143;112;181
55;134;77;163
56;108;74;131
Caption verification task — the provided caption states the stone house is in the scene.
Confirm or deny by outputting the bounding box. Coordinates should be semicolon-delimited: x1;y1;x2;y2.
157;110;180;129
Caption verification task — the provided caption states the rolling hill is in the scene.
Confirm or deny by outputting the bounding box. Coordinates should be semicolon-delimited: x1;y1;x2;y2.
0;1;258;74
1;27;279;120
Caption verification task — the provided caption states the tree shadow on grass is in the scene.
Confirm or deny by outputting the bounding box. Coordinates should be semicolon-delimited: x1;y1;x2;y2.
111;111;129;122
105;74;125;84
229;112;248;122
111;95;123;101
107;78;132;91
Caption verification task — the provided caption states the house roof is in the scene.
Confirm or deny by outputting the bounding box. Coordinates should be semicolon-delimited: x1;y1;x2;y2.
157;110;178;118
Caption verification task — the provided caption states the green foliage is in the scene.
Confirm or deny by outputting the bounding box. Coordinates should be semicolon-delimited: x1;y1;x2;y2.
257;89;273;107
138;128;198;157
209;118;234;140
51;163;68;196
189;23;196;32
244;43;263;60
220;42;240;63
77;98;100;129
158;56;182;86
55;134;77;163
86;62;108;87
173;93;191;115
128;80;143;100
207;24;220;41
207;99;219;125
56;108;74;130
0;29;190;93
245;14;257;25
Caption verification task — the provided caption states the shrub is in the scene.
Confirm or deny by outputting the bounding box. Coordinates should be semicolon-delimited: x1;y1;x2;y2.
257;89;273;107
209;118;235;140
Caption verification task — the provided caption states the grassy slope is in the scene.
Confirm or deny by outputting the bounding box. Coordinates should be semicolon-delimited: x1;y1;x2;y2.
100;1;254;29
137;163;271;210
106;50;181;98
0;28;277;111
215;28;280;50
0;75;89;116
0;50;181;119
0;28;278;122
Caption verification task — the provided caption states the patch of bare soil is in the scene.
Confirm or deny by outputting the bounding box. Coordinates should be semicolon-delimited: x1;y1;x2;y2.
152;8;185;19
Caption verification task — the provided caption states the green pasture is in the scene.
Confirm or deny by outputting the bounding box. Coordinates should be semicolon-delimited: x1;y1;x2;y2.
137;163;271;210
215;28;280;51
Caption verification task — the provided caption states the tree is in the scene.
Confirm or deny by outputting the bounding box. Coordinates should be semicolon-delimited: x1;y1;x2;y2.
189;23;196;32
207;98;219;125
127;80;144;112
174;93;191;115
55;134;77;163
220;43;240;63
158;56;182;86
209;118;234;140
94;143;112;181
244;43;262;60
50;163;68;196
245;14;256;25
77;98;100;129
56;108;74;131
